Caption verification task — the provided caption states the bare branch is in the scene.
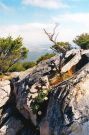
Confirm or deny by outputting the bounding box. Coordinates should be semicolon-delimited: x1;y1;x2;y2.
43;28;56;44
51;23;59;38
43;24;66;53
54;32;59;42
43;23;59;44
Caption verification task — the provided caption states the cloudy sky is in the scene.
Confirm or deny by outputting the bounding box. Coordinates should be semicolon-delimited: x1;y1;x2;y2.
0;0;89;51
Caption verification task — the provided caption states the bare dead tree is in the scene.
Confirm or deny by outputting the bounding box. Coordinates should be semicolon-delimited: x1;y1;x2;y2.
43;24;66;77
43;24;66;54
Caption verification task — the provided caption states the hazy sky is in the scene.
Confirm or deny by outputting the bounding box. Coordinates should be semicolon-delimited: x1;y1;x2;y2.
0;0;89;51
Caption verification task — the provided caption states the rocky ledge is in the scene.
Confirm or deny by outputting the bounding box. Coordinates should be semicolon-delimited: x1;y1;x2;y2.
0;49;89;135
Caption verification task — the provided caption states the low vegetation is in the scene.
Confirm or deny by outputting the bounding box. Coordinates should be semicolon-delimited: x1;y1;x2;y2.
22;61;36;69
9;61;36;72
36;53;55;64
31;88;49;114
8;53;55;72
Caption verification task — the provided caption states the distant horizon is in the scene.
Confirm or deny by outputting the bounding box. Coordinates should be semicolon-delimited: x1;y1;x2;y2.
24;47;53;62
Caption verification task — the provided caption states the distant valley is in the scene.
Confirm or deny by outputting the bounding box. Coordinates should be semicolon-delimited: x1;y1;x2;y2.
25;48;52;62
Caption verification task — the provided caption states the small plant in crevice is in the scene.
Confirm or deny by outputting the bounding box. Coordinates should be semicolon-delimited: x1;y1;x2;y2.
30;89;50;115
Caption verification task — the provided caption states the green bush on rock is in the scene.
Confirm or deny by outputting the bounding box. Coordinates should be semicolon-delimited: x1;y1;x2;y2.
9;62;25;72
31;89;49;114
22;61;36;70
36;53;55;64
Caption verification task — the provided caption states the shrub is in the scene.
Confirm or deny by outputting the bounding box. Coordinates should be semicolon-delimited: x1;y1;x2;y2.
37;53;55;64
51;42;71;53
22;61;36;70
31;89;49;114
9;62;25;72
73;33;89;49
0;36;28;73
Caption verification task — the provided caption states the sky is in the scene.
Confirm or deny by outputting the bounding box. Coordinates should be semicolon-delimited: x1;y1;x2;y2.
0;0;89;52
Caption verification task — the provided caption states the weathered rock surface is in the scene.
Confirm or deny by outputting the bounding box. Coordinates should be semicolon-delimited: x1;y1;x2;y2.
0;49;89;135
0;117;23;135
0;80;11;108
42;63;89;135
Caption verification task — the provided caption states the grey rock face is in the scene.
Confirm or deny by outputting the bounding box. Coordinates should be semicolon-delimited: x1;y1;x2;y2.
0;49;89;135
0;117;23;135
42;64;89;135
0;80;11;108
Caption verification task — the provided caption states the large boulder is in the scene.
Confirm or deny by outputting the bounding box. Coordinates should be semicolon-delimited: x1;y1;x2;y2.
0;49;89;135
40;63;89;135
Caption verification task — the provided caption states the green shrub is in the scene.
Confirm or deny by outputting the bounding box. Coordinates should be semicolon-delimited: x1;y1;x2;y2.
51;42;70;53
9;62;25;72
73;33;89;49
22;61;36;70
37;53;55;64
31;89;50;114
0;72;4;78
0;36;28;73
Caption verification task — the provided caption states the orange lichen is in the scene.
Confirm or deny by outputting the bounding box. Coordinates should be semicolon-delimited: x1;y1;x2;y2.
50;64;76;87
50;75;63;86
68;68;73;76
50;67;75;87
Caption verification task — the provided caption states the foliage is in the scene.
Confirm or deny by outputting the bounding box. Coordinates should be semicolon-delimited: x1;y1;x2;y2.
51;42;71;53
9;61;36;72
0;72;4;78
37;53;55;64
22;61;36;70
73;33;89;49
31;89;49;114
44;25;71;79
0;36;28;73
44;24;71;54
9;62;25;72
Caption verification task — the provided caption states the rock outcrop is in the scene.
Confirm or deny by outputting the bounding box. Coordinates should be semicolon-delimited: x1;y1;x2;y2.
42;63;89;135
0;49;89;135
0;80;11;108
